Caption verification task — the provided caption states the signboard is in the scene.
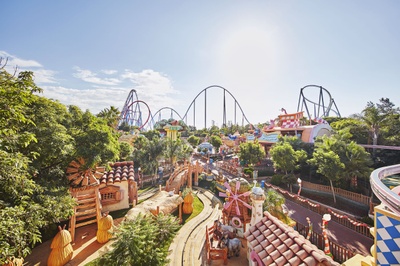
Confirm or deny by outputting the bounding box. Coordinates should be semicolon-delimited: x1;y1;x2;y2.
258;132;280;143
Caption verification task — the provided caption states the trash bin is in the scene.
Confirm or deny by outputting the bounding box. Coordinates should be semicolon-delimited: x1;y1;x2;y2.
261;180;265;188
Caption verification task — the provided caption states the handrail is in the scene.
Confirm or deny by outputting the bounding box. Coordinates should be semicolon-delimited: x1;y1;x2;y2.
370;164;400;216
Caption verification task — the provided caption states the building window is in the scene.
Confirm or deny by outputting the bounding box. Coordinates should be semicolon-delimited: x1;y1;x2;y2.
100;185;122;205
101;192;115;201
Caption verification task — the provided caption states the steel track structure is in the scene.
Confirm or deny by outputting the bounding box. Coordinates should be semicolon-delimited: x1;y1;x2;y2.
297;85;341;120
182;85;251;129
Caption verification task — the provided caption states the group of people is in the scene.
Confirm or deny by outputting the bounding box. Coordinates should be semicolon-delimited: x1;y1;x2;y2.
210;219;244;258
210;220;237;248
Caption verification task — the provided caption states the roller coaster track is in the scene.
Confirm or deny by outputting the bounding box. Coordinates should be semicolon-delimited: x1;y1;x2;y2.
370;164;400;216
297;85;341;120
182;85;252;129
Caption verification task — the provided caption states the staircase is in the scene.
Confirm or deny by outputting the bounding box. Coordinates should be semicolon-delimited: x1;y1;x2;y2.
69;186;102;241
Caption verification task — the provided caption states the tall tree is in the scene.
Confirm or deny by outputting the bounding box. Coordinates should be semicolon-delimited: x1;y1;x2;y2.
270;137;307;192
238;140;266;166
97;106;120;128
209;134;222;153
0;69;75;263
308;149;344;204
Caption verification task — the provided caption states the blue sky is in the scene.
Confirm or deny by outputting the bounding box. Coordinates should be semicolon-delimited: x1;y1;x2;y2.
1;1;399;129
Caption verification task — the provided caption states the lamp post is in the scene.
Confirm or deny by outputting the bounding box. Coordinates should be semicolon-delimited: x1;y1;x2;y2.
297;178;302;196
322;214;332;258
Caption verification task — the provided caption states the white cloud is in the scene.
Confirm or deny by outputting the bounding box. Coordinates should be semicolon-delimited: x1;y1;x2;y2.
41;85;130;114
33;69;58;84
121;69;181;112
0;51;59;84
101;69;118;75
121;69;178;96
0;50;42;68
73;66;121;86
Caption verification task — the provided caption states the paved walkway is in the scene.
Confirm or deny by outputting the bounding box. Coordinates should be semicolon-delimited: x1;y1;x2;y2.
168;188;248;266
285;200;373;256
168;189;220;266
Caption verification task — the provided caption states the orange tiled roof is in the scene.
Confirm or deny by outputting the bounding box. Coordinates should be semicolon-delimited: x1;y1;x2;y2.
244;211;340;266
100;161;136;184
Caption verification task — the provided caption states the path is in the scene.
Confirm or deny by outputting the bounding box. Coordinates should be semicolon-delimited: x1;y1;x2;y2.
168;188;248;266
285;200;373;256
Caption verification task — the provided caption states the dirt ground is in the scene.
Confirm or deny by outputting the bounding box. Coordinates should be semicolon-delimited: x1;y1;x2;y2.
24;217;124;266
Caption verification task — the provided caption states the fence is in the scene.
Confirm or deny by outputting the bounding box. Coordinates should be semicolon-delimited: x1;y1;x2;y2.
265;183;373;239
301;181;371;206
296;221;355;264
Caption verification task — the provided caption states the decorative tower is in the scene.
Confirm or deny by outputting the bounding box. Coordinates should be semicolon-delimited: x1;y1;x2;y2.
163;120;182;141
250;186;266;227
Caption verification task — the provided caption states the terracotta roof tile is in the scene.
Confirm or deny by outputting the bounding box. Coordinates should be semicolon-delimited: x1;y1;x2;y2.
245;211;340;266
99;161;136;184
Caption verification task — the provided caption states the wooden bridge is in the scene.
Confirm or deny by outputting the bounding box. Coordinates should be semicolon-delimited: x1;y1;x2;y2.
165;161;204;193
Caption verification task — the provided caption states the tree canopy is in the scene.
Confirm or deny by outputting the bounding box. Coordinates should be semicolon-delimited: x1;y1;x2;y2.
238;140;266;166
0;68;121;262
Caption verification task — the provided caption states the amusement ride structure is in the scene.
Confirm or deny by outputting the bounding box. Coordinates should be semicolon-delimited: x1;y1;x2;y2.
297;85;341;120
118;84;341;131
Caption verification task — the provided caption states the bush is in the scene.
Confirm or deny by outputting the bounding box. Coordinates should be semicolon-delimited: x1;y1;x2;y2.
257;169;275;177
243;167;254;175
270;174;284;186
93;213;180;266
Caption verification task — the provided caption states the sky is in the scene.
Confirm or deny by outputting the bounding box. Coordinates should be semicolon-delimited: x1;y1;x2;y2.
1;1;399;129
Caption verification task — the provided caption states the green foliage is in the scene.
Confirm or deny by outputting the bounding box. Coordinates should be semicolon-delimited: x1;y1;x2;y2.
257;168;275;177
70;109;120;168
243;167;254;175
97;106;120;128
209;135;222;152
187;134;200;148
263;188;294;225
0;151;75;263
132;135;165;175
0;70;40;152
0;68;119;261
238;140;266;166
163;138;193;165
330;118;369;144
270;137;307;175
95;213;180;266
270;174;284;186
119;141;133;161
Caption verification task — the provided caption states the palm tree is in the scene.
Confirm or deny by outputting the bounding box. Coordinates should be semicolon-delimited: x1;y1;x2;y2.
97;106;120;129
263;189;294;226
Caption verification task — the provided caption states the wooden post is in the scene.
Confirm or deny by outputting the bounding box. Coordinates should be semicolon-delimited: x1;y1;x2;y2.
179;202;183;224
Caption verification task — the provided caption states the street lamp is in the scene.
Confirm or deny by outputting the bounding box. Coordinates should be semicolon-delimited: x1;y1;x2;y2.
322;214;332;258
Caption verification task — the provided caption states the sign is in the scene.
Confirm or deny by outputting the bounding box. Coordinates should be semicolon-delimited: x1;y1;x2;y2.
259;132;280;143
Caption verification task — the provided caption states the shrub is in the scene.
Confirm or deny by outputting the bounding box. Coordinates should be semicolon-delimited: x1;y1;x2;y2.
270;174;284;186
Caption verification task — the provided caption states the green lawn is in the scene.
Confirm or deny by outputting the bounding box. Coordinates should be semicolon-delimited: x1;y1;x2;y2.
179;194;204;224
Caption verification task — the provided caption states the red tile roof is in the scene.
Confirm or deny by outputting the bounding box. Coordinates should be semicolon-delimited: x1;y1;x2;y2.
244;211;340;266
99;161;136;184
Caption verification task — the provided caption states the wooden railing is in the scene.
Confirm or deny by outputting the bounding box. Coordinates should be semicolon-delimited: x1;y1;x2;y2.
296;221;355;263
165;164;188;192
301;181;371;206
216;161;239;176
265;183;373;239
